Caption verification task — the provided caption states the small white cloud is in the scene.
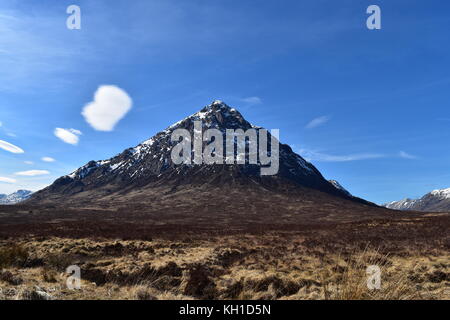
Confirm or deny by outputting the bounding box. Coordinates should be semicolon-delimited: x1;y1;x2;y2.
0;177;16;184
399;151;417;159
0;139;24;154
299;148;385;162
82;85;132;131
41;157;55;162
54;128;82;145
24;161;34;165
305;115;331;129
241;96;262;105
0;121;2;127
15;170;50;176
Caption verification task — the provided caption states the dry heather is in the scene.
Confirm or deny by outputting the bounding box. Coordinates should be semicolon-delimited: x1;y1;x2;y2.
0;216;448;300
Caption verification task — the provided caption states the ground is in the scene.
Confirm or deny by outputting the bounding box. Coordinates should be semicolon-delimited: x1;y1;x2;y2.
0;206;448;300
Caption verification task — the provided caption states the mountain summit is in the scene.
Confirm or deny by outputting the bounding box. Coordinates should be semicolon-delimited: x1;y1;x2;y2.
29;101;370;209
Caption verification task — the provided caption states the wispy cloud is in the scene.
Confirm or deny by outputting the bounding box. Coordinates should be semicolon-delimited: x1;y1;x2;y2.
41;157;55;162
305;115;331;129
0;122;17;137
241;96;262;105
0;139;24;154
399;151;417;159
299;147;419;162
70;129;82;135
299;148;385;162
15;170;50;176
0;177;16;184
54;128;82;145
24;161;34;165
0;8;83;92
82;85;132;131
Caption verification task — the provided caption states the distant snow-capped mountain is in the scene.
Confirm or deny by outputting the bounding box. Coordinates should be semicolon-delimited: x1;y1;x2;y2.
0;190;33;205
384;188;450;212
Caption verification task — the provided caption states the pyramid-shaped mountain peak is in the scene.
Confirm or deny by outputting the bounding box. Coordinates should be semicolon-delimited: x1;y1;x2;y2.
29;100;367;206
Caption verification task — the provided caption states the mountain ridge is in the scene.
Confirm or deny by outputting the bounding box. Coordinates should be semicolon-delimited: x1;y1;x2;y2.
384;187;450;212
0;190;33;205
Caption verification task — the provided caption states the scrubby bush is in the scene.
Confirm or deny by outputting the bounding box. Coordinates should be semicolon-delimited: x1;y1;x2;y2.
0;245;29;268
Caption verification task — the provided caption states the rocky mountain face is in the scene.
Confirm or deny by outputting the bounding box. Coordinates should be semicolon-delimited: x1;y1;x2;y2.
29;101;371;208
384;188;450;212
0;190;33;205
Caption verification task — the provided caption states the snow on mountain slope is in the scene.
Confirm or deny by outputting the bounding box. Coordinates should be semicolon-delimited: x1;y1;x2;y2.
0;190;33;205
429;188;450;199
329;180;352;197
384;198;419;211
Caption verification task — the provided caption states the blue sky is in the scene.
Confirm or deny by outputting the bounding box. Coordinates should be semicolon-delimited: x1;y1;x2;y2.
0;0;449;204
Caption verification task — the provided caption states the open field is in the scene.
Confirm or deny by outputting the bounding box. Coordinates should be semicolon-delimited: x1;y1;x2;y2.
0;204;448;300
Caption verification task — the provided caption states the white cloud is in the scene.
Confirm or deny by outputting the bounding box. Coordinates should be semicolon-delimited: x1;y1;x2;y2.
305;115;331;129
54;128;82;145
82;85;132;131
41;157;55;162
0;177;16;184
15;170;50;176
24;161;34;165
241;96;262;105
0;139;24;153
70;128;82;135
0;121;2;127
299;148;385;162
399;151;417;159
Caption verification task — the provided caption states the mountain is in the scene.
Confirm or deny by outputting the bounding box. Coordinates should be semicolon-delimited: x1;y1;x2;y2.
0;190;33;205
329;180;352;197
384;188;450;212
28;101;374;211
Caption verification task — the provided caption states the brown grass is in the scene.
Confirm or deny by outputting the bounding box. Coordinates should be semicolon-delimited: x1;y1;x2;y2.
317;248;419;299
0;212;448;300
0;245;29;268
0;231;448;300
